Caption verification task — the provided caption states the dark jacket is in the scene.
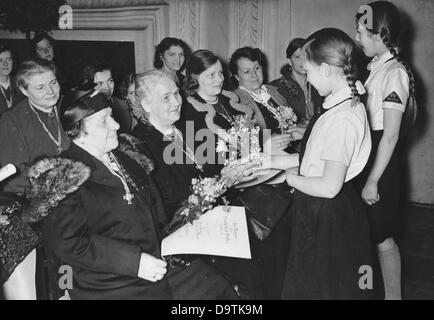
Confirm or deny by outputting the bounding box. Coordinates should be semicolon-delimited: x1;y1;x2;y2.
268;75;323;121
42;142;171;300
0;78;25;116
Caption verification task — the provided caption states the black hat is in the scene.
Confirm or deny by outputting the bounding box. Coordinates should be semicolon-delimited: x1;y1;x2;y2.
60;81;112;131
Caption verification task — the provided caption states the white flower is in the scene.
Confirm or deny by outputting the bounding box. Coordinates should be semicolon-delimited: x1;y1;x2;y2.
0;214;10;226
216;140;228;153
188;195;199;205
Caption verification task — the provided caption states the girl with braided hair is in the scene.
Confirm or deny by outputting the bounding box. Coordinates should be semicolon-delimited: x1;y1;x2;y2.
355;1;417;300
254;28;373;299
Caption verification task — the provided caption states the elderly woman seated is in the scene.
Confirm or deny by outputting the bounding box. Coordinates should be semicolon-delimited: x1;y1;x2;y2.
132;70;270;299
41;83;237;300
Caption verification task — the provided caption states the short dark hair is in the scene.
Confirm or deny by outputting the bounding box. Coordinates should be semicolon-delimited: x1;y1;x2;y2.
0;44;15;67
228;47;266;88
286;38;306;59
229;47;264;76
184;49;220;96
31;33;55;56
79;61;112;85
153;37;191;70
15;58;56;89
0;44;12;57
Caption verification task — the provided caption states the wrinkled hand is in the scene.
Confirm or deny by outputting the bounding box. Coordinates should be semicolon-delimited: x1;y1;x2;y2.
285;126;306;141
361;181;380;206
221;159;261;185
0;214;9;226
137;252;167;282
264;134;293;154
249;153;273;176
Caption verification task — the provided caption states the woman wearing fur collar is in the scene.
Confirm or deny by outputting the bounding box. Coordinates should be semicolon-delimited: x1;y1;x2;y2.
41;84;236;300
1;159;89;300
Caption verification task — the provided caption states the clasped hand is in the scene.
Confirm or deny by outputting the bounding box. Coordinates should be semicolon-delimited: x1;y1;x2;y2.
137;252;167;282
361;181;380;206
221;159;262;185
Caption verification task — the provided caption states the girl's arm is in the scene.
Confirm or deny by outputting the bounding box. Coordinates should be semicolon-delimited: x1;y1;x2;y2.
266;153;300;170
286;160;347;198
362;109;403;205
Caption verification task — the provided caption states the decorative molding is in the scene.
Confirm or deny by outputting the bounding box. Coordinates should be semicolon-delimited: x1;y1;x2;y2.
239;0;263;49
229;0;263;56
66;0;167;9
228;0;291;80
168;0;201;50
0;4;168;73
263;0;291;80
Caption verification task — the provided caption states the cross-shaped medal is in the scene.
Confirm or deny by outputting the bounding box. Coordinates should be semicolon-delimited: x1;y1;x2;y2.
124;192;134;205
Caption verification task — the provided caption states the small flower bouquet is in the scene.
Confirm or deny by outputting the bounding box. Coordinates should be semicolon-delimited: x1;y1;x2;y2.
163;175;234;236
275;106;298;134
217;115;261;166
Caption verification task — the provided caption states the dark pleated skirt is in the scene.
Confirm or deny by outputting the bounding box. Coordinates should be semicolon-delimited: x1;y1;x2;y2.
281;183;374;300
355;130;403;244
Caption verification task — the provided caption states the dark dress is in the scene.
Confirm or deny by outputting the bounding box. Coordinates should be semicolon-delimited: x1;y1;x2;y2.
269;73;322;123
0;99;71;300
281;106;374;300
0;99;70;193
132;117;262;299
181;92;294;299
355;130;403;244
131;120;203;221
42;142;236;300
0;78;25;117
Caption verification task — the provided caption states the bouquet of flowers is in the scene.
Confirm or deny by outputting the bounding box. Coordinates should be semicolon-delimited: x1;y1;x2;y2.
216;115;261;166
275;106;298;134
163;175;234;236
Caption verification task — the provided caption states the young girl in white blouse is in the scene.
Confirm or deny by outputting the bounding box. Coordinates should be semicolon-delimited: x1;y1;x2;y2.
254;28;374;299
355;1;417;300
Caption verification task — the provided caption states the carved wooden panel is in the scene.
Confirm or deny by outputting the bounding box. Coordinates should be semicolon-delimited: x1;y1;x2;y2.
238;0;263;49
168;0;201;50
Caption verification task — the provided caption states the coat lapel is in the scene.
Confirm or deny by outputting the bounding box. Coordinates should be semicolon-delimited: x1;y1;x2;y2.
63;142;122;189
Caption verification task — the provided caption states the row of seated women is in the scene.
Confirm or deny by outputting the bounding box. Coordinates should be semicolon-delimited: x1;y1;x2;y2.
1;37;322;300
121;37;322;133
124;43;323;299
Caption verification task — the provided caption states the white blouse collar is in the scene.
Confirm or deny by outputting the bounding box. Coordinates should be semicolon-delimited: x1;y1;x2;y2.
323;81;365;110
367;50;394;71
239;85;270;105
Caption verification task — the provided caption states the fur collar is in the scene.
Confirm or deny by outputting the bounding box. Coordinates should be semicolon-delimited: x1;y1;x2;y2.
187;90;254;141
15;136;154;224
117;133;154;174
21;157;91;223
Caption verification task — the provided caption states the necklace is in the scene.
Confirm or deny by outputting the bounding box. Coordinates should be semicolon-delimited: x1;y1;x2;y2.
204;97;218;105
165;127;203;172
28;102;63;154
101;153;135;205
187;91;254;142
216;103;234;124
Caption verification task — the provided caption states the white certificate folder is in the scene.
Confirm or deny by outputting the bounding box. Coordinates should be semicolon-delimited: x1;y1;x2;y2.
161;206;251;259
